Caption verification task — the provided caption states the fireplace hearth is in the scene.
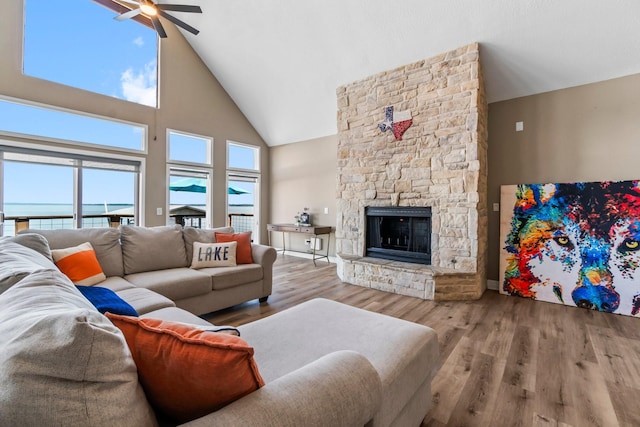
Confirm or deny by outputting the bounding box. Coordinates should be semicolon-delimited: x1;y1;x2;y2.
365;206;431;265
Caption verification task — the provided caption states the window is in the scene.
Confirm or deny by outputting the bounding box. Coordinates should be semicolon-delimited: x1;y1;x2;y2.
227;142;260;241
0;147;141;236
0;98;146;151
168;130;211;165
23;0;158;107
167;131;213;228
228;141;259;171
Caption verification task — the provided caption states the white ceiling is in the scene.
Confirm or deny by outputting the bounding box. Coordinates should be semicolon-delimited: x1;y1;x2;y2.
175;0;640;147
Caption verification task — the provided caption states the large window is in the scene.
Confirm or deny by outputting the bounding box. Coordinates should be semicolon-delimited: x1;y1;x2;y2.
0;147;141;236
227;141;260;240
23;0;158;107
0;98;146;151
167;131;213;228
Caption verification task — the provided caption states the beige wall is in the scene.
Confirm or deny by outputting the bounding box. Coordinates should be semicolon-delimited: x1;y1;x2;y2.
487;73;640;280
0;1;269;240
269;135;337;254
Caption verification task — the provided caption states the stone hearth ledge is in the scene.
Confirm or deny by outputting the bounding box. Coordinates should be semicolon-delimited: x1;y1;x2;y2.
337;254;479;301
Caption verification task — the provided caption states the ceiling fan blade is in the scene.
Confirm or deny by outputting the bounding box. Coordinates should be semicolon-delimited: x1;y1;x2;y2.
158;10;200;35
157;4;202;13
115;8;142;21
117;0;140;5
151;16;168;38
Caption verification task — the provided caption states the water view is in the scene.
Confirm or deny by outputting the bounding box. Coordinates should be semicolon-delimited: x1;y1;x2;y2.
2;203;254;236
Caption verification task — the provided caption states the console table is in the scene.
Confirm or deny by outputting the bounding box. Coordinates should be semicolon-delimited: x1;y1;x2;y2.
267;224;332;266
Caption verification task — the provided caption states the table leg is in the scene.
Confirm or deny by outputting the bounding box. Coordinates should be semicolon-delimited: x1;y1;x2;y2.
282;231;286;255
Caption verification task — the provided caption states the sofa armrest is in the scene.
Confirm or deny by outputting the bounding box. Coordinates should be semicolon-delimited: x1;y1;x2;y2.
180;350;382;427
251;244;277;298
251;243;277;266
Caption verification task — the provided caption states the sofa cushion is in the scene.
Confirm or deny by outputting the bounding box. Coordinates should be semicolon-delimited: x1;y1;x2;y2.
0;270;157;426
238;298;440;427
125;268;212;300
0;242;57;295
24;227;124;277
106;313;265;424
116;287;176;315
76;285;139;316
182;226;234;262
1;233;52;260
96;276;136;292
191;241;237;269
215;232;254;264
51;242;107;286
200;264;264;291
121;225;188;274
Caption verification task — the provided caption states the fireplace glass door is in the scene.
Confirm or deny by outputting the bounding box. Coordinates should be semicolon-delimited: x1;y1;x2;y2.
365;206;431;264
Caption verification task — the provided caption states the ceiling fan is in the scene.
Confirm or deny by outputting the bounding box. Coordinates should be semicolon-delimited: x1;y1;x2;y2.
114;0;202;38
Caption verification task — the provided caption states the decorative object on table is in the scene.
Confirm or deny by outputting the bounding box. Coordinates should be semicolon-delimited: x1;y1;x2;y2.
294;208;311;226
378;106;412;141
499;179;640;318
300;208;311;226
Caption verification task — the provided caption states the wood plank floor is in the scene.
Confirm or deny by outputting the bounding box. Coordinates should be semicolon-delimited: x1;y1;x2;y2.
204;255;640;427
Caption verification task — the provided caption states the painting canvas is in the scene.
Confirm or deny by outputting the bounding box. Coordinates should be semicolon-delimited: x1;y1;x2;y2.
499;180;640;317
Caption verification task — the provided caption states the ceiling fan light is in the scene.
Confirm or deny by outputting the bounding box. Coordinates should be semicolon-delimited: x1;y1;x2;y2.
140;3;158;16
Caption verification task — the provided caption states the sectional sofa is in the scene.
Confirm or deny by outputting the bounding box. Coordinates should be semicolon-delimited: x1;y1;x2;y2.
24;224;277;315
0;229;440;426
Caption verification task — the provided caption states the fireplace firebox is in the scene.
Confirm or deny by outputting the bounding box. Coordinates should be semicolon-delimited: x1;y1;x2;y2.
365;206;432;265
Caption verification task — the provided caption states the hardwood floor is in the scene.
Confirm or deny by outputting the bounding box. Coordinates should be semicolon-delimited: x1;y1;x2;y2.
204;255;640;427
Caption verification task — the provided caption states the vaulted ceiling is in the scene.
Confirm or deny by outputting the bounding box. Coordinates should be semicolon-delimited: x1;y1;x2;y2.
170;0;639;146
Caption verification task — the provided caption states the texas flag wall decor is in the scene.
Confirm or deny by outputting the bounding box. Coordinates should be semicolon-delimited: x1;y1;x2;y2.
378;106;413;141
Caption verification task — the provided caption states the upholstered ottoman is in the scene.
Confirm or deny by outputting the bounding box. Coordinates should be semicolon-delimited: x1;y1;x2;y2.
238;298;440;427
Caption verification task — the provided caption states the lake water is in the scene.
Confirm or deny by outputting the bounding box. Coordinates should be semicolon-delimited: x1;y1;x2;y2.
2;203;254;236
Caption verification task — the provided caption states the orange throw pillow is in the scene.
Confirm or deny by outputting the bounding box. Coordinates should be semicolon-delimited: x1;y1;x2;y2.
51;242;106;285
106;313;264;424
215;232;254;264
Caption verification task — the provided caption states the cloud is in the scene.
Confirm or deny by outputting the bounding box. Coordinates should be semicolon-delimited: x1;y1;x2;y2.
120;60;157;107
133;37;144;47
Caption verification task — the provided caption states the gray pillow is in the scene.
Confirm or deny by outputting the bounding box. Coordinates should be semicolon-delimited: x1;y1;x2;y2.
182;226;234;262
120;225;188;274
22;228;124;277
1;233;52;260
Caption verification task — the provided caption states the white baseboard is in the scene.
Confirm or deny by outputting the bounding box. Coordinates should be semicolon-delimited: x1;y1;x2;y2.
273;248;337;264
487;279;499;291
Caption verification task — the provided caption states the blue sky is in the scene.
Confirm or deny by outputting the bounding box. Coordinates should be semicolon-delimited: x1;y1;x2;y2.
2;0;255;209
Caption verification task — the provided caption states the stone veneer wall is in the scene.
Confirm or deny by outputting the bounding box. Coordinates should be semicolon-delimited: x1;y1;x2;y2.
335;43;488;300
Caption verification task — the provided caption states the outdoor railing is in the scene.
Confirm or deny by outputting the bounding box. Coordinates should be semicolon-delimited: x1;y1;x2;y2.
3;213;255;236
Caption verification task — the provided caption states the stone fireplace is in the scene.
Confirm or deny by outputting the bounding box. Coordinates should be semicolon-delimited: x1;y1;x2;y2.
335;43;488;300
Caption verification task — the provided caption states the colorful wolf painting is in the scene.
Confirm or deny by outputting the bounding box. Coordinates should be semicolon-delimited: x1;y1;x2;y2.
499;180;640;317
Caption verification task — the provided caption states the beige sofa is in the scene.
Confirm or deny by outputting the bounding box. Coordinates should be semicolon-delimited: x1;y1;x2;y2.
0;233;440;426
23;224;277;315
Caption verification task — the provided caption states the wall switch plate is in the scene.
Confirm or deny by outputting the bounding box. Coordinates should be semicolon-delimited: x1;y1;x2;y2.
515;121;524;132
323;207;329;214
493;203;500;212
156;207;163;215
